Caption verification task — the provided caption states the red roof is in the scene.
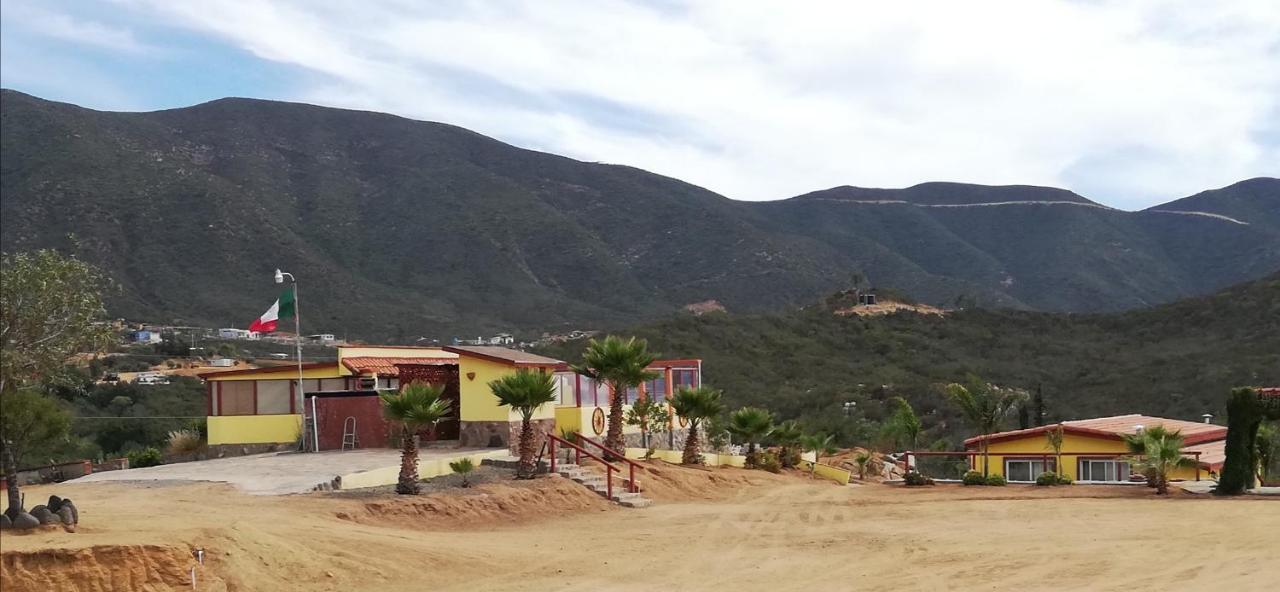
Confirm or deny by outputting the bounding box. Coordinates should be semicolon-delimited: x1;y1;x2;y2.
1181;440;1227;471
341;356;456;376
964;414;1228;447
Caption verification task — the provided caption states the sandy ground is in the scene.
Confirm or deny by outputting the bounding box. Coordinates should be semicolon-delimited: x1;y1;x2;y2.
2;464;1277;592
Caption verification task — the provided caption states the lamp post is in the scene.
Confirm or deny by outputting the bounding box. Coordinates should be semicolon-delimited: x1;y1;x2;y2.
275;269;313;452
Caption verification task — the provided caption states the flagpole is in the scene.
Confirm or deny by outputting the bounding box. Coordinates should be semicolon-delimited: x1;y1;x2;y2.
275;269;310;452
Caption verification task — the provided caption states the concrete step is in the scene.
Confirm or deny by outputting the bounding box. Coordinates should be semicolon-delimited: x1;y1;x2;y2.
617;498;652;508
610;492;642;501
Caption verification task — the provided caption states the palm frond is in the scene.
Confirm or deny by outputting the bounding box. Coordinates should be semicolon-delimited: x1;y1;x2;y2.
489;369;558;419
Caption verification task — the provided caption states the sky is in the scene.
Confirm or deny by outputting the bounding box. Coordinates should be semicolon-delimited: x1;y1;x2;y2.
2;0;1277;210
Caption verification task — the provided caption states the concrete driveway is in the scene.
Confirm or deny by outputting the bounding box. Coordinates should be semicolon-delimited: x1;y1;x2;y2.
71;449;488;495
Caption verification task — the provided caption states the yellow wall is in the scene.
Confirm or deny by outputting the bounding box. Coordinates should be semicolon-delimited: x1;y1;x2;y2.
799;460;852;485
555;405;643;438
972;433;1205;482
204;365;345;382
208;414;302;445
457;357;555;422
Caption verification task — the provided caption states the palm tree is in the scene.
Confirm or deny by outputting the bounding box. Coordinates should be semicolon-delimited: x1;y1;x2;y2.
800;433;838;479
380;381;451;494
1044;423;1065;475
572;336;658;455
945;377;1028;476
853;449;874;480
727;407;774;468
449;457;475;488
668;386;725;465
490;370;559;479
771;420;804;468
881;396;922;451
1123;426;1195;495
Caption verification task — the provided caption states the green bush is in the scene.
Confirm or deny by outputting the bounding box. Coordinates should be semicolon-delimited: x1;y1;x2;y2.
962;470;986;486
1055;473;1072;485
758;451;782;473
448;457;475;487
1035;471;1058;486
904;471;933;486
985;474;1007;486
127;447;163;468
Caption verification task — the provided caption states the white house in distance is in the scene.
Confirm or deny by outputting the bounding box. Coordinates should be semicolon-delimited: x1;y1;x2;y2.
218;328;260;340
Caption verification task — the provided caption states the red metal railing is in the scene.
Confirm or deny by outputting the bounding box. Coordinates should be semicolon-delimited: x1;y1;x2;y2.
901;450;1203;481
547;433;623;500
578;436;644;494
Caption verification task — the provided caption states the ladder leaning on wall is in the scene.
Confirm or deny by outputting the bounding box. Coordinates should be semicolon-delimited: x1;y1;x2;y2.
341;416;359;451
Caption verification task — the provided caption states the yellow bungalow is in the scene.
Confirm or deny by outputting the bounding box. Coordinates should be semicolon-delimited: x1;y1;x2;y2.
201;344;703;456
962;415;1226;483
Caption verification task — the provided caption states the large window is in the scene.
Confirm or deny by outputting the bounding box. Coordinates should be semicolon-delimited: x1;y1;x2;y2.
256;381;291;414
1078;459;1130;482
219;382;255;416
1004;459;1055;482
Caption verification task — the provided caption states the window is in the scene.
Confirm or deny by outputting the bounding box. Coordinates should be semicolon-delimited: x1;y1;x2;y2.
554;374;576;407
646;376;667;401
1004;459;1055;482
256;381;291;414
1078;459;1130;482
219;382;255;416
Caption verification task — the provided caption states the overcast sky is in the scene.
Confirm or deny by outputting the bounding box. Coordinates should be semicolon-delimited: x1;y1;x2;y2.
2;0;1277;209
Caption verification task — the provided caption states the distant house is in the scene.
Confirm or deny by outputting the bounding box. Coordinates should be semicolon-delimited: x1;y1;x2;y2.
218;328;260;340
307;334;336;344
961;414;1225;483
131;330;162;344
487;333;514;345
207;358;235;368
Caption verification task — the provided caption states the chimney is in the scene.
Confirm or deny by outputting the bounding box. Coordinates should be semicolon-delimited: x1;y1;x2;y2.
1202;413;1213;424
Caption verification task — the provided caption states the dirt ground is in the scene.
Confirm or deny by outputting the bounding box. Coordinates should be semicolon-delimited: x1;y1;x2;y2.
2;463;1277;592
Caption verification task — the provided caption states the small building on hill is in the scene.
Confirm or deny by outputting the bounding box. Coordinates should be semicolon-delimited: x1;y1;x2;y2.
963;414;1225;483
200;345;702;456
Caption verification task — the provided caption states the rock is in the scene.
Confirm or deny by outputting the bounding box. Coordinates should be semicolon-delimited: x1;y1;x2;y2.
31;506;57;525
12;512;40;529
47;495;65;513
60;501;79;525
57;506;76;525
0;514;11;529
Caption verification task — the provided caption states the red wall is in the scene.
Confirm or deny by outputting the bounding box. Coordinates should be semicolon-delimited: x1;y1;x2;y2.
313;395;390;451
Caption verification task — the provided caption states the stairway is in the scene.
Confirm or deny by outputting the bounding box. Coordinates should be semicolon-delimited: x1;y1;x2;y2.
555;463;652;508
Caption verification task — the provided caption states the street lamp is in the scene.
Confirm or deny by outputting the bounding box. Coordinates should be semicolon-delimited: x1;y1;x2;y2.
275;269;314;452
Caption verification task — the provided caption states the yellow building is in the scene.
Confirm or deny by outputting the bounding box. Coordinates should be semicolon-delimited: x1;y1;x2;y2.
202;343;704;456
962;415;1225;483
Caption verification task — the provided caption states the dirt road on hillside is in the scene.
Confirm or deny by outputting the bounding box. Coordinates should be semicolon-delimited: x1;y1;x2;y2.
2;464;1277;591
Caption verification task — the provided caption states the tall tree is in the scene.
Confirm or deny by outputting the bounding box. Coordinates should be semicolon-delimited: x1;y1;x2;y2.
1;250;111;513
668;386;725;465
1033;385;1046;427
0;390;72;516
624;394;670;453
571;336;658;456
490;370;558;479
880;396;922;451
726;407;773;468
945;377;1028;476
380;382;451;494
1044;423;1065;475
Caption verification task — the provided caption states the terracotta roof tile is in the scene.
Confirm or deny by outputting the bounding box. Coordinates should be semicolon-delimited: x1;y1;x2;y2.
342;356;457;376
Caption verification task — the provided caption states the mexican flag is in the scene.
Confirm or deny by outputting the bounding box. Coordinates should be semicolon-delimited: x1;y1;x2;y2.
248;288;295;333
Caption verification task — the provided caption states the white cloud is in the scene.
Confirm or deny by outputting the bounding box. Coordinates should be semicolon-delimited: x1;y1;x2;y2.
4;0;159;54
93;1;1280;206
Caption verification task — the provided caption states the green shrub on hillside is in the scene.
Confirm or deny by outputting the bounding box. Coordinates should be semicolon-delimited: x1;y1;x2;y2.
127;447;163;468
962;470;986;486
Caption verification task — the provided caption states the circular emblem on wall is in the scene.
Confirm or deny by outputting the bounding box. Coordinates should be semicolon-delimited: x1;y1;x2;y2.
591;408;606;435
678;415;689;428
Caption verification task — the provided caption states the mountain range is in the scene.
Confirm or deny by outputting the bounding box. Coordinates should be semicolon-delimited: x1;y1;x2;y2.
2;89;1277;338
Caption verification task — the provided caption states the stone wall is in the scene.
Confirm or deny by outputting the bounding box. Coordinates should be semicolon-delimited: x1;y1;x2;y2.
206;442;296;459
459;418;556;455
624;428;693;451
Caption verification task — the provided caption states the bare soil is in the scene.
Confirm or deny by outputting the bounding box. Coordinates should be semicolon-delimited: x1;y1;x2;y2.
2;464;1277;592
